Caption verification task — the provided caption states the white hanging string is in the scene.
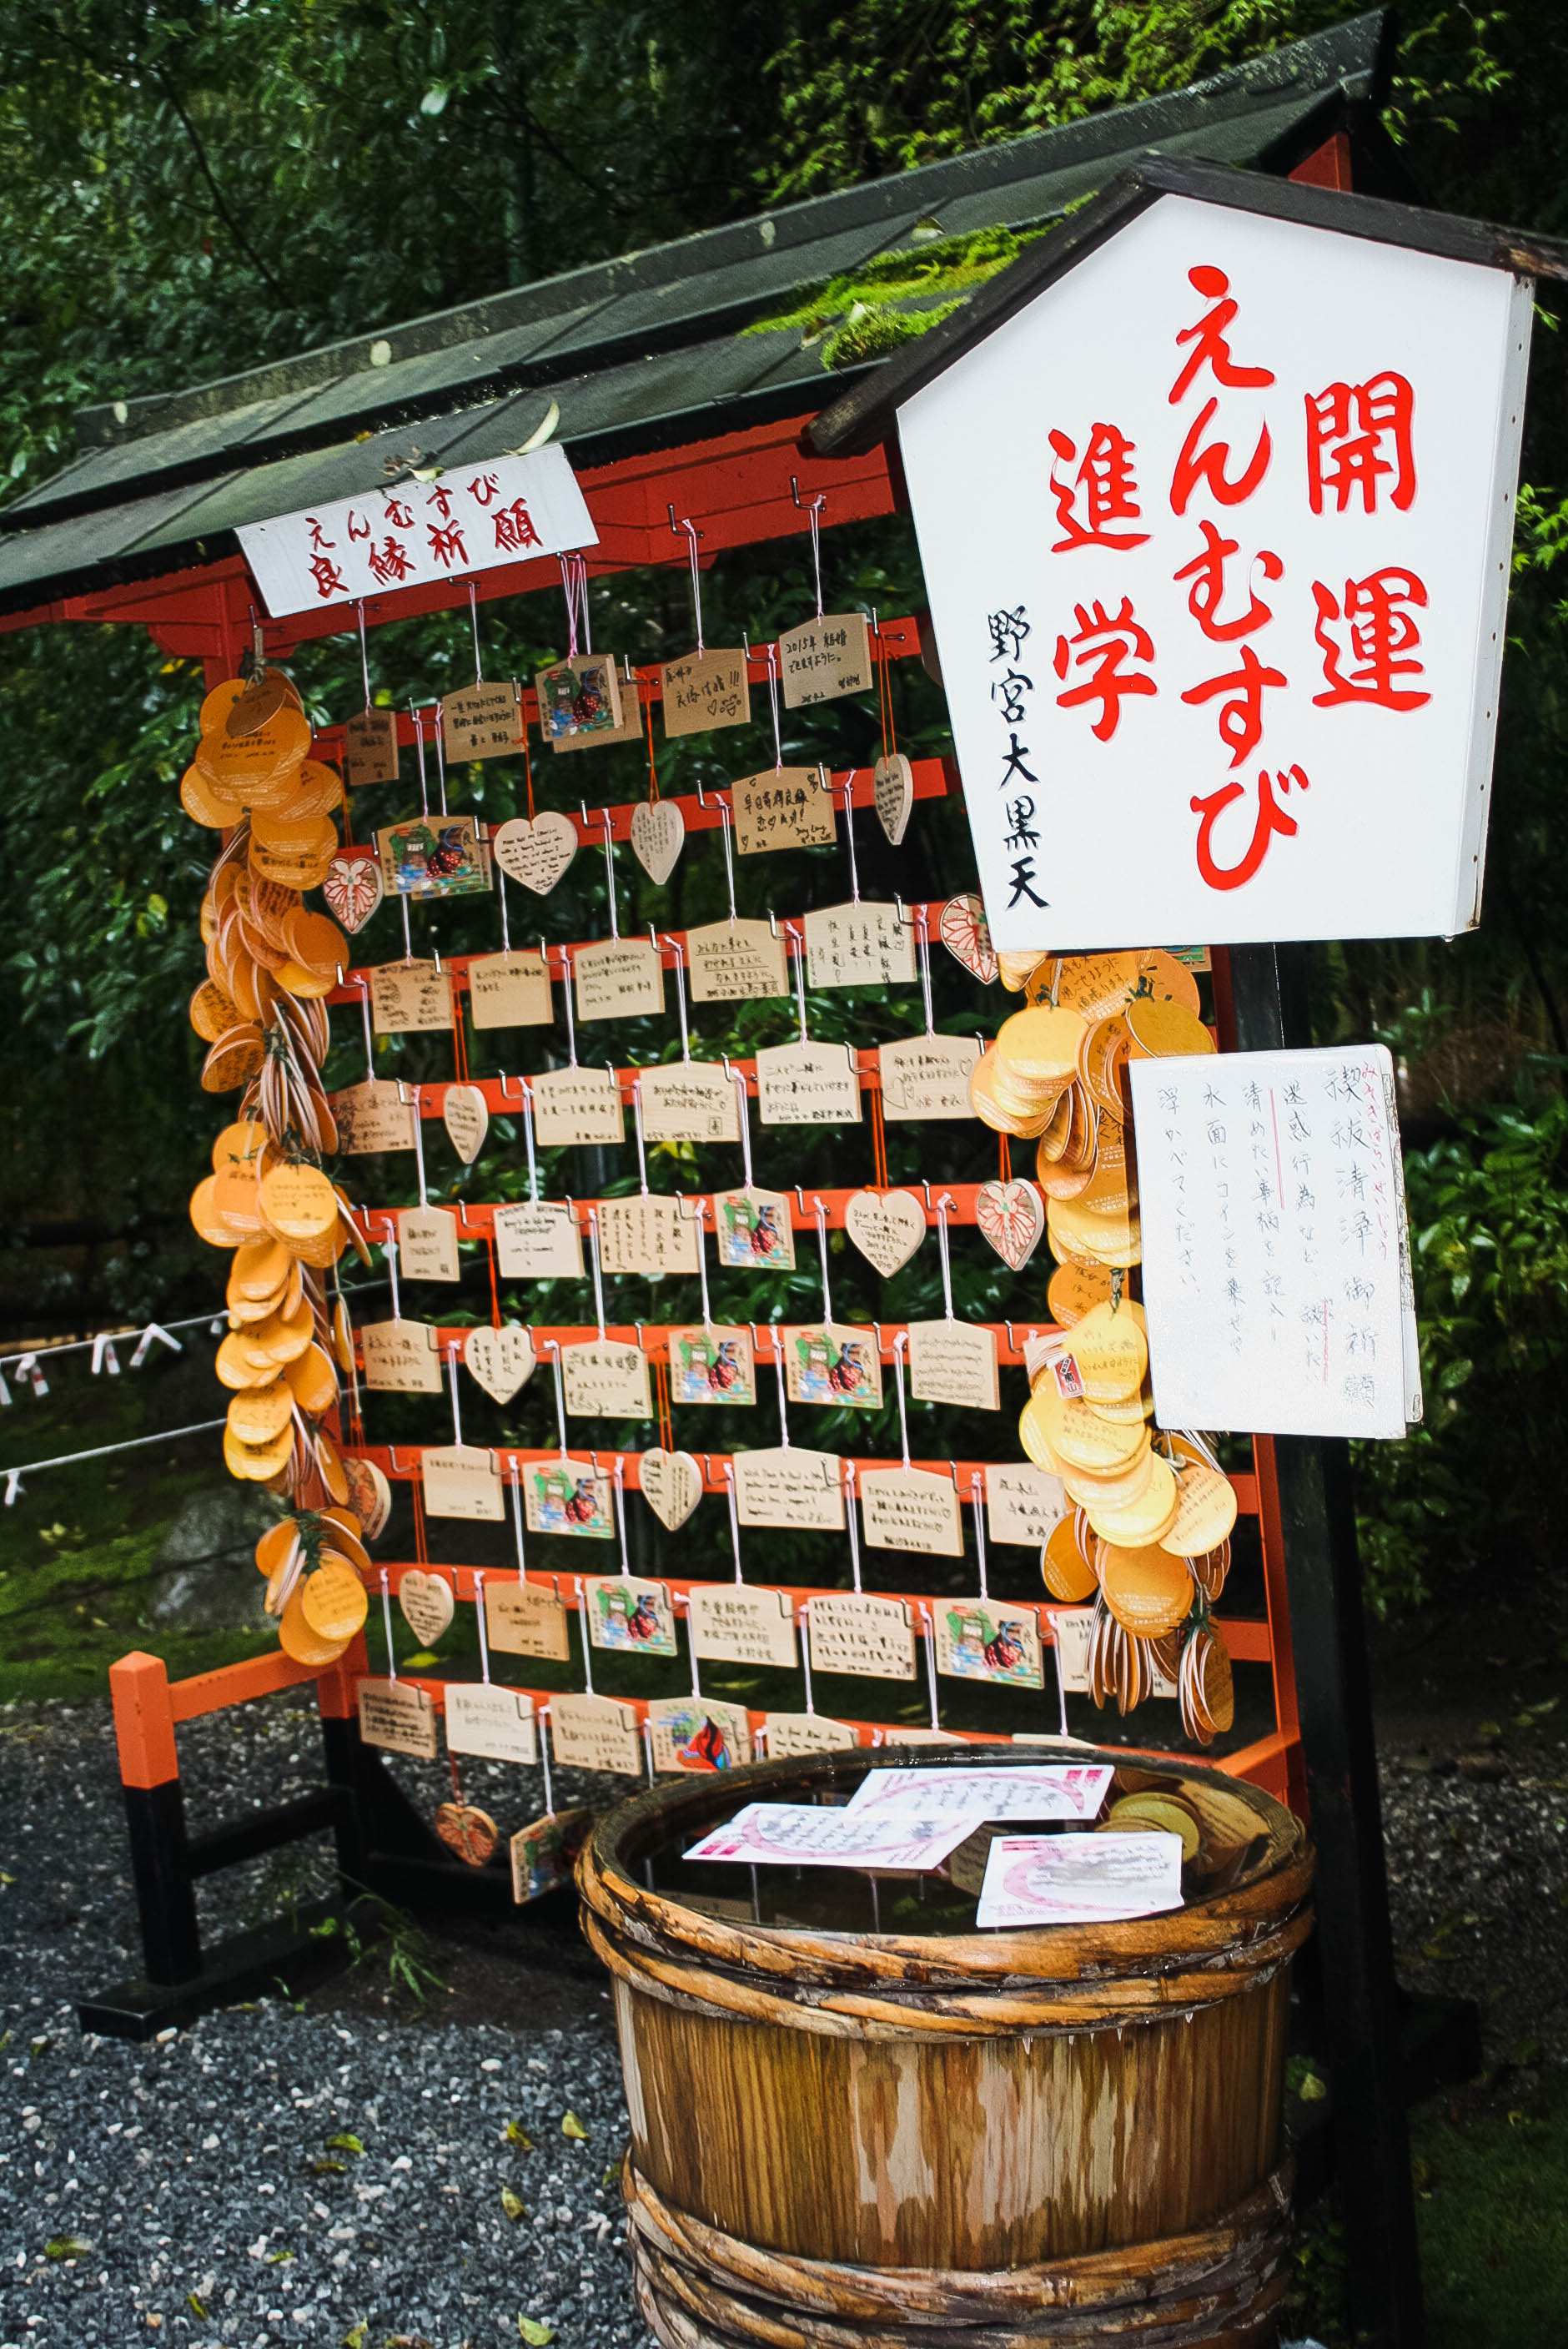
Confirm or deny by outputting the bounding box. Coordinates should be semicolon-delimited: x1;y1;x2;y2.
467;578;484;684
970;1471;989;1602
671;513;706;654
920;1602;941;1730
540;1708;555;1818
917;913;936;1037
574;1575;596;1697
769;1325;791;1448
663;932;691;1061
631;1076;651;1196
612;1455;631;1579
380;1567;398;1683
558;940;579;1066
934;1194;956;1320
585;1207;607;1336
411;706;430;817
384;1238;402;1321
783;921;809;1046
722;1461;743;1584
691;1199;714;1333
766;642;783;772
474;1569;491;1683
892;1331;912;1467
844;1458;862;1593
445;1346;464;1447
840;769;861;903
509;1459;527;1573
543;1338;570;1456
355;601;373;707
800;1599;816;1713
434;709;449;816
812;1196;832;1324
2;1416;229;1506
729;1064;755;1190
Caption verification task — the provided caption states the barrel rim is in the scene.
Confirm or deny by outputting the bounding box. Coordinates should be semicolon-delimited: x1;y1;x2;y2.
578;1742;1312;1992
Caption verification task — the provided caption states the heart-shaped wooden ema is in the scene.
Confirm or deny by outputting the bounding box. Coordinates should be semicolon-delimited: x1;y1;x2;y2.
939;893;998;985
434;1801;499;1868
465;1322;535;1405
442;1084;489;1164
399;1567;455;1648
638;1446;704;1532
872;752;914;847
630;798;685;886
976;1178;1046;1270
844;1188;927;1278
323;853;384;935
492;811;578;896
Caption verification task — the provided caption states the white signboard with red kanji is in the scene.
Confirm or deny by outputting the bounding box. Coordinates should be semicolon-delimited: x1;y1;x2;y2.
237;445;596;618
897;193;1532;947
1128;1044;1421;1437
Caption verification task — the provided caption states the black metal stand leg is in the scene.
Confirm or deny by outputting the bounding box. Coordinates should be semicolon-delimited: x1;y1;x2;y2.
1229;943;1425;2349
121;1778;203;1985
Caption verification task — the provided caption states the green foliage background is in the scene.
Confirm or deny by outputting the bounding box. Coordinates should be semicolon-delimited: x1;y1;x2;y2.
0;0;1565;1618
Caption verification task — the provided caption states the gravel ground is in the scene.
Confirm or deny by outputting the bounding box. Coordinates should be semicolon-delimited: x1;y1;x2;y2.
3;1690;1566;2349
0;1696;652;2349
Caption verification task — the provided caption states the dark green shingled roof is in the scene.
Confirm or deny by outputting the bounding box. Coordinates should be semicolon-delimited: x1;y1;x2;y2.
0;10;1390;614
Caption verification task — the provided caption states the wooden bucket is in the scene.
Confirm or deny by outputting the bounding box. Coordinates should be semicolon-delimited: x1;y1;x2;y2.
577;1744;1313;2349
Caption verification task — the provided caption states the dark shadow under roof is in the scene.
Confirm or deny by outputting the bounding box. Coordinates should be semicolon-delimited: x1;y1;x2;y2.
0;9;1390;616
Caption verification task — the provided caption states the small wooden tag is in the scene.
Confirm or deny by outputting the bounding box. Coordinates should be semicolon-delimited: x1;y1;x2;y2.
422;1444;505;1522
485;1578;570;1658
661;649;750;737
446;1684;538;1764
548;1692;642;1775
804;903;917;989
933;1601;1043;1688
358;1678;438;1758
636;1446;704;1532
712;1186;796;1271
442;681;525;761
732;1446;846;1531
843;1188;927;1277
360;1318;443;1393
730;767;835;855
688;1585;797;1669
492;1200;584;1279
560;1340;652;1420
595;1196;700;1279
630;799;685;883
859;1466;965;1557
806;1592;916;1681
344;706;401;788
872;752;915;846
491;812;578;895
441;1083;489;1163
685;919;789;1003
755;1039;862;1127
778;613;873;707
399;1569;456;1646
667;1325;755;1406
648;1696;752;1771
521;1457;616;1539
764;1712;858;1756
397;1205;461;1283
879;1034;981;1121
530;1066;624;1147
582;1576;678;1656
330;1079;418;1154
467;948;552;1030
906;1319;1000;1411
938;893;998;985
370;959;453;1034
781;1323;882;1409
535;652;621;742
976;1178;1046;1270
324;853;384;934
637;1063;740;1144
378;814;488;899
511;1808;592;1902
985;1462;1068;1547
464;1324;535;1404
573;938;665;1022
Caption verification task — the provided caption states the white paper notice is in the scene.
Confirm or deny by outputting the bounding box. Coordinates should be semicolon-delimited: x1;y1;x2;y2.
682;1801;983;1873
845;1764;1114;1822
975;1832;1184;1928
237;447;596;620
1129;1043;1421;1439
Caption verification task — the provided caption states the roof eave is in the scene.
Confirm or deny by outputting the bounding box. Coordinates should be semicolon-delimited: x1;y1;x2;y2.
808;153;1568;459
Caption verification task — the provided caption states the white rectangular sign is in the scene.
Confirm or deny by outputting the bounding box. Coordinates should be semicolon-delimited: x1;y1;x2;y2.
1129;1043;1421;1438
897;193;1531;947
238;445;596;618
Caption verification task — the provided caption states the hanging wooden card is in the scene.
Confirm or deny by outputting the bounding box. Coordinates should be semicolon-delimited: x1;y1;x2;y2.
596;1196;701;1279
638;1063;741;1144
396;1205;461;1283
763;1712;859;1756
685;919;789;1003
688;1585;797;1670
807;1592;917;1681
549;1692;643;1775
446;1684;538;1765
648;1694;752;1771
360;1319;444;1393
804;903;918;989
530;1066;625;1147
492;1199;584;1280
712;1186;796;1272
985;1461;1069;1547
442;681;525;761
573;938;666;1022
731;767;836;855
906;1320;1000;1411
535;652;621;743
521;1456;616;1539
485;1578;571;1659
422;1444;505;1522
667;1325;755;1406
357;1678;439;1758
378;815;489;900
859;1466;966;1557
344;707;400;788
933;1601;1043;1689
755;1040;862;1126
661;650;751;737
331;1079;418;1154
370;959;453;1034
582;1575;678;1656
732;1446;846;1531
778;613;873;707
560;1340;652;1419
879;1034;982;1121
467;948;552;1029
781;1323;882;1410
